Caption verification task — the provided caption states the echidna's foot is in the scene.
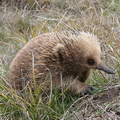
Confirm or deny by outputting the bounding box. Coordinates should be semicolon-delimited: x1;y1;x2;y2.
79;85;95;96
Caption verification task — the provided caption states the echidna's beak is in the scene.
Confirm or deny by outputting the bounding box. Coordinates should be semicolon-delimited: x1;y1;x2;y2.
96;62;114;74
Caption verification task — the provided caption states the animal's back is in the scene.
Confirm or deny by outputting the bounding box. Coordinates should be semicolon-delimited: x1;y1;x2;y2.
8;32;59;89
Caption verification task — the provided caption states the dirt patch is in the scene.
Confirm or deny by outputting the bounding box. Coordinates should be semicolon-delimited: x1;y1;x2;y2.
93;87;120;103
72;87;120;120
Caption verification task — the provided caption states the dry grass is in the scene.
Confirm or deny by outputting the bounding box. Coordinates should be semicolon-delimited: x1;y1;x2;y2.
0;0;120;119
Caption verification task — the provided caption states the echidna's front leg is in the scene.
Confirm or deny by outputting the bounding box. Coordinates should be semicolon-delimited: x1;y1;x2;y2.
79;70;92;83
61;78;94;95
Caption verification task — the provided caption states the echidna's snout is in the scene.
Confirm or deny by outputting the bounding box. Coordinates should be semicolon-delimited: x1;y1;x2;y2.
96;62;114;74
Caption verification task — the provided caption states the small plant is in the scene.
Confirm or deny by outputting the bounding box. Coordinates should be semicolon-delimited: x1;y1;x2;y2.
0;78;82;119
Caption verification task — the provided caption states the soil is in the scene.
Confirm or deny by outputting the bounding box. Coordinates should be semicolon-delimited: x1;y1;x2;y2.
73;87;120;120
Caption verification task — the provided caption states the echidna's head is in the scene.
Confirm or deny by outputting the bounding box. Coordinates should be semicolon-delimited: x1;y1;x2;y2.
53;31;114;74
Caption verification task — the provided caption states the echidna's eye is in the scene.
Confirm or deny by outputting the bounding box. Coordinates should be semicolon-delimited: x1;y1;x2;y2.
87;59;95;65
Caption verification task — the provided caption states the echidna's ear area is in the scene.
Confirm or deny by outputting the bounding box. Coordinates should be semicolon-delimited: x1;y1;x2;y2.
53;43;65;63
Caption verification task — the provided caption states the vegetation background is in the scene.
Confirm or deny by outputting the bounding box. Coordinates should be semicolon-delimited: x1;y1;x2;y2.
0;0;120;119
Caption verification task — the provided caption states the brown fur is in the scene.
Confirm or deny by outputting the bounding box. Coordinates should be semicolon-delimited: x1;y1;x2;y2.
8;31;103;94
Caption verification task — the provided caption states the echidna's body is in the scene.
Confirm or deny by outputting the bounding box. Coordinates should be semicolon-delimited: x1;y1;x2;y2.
8;31;114;94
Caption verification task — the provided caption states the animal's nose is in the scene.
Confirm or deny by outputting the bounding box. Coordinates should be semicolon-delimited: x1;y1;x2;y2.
96;62;114;74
